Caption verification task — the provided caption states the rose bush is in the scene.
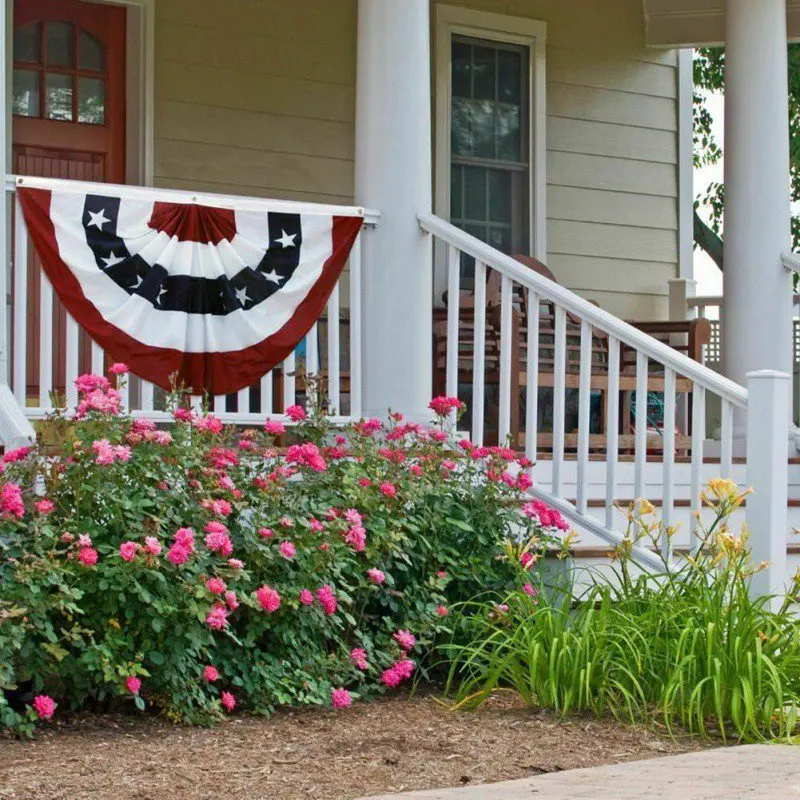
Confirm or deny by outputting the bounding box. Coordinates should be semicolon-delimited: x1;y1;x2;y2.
0;372;571;732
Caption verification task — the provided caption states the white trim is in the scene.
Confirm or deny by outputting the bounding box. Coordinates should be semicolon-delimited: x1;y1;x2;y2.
433;5;547;299
80;0;155;186
677;48;694;280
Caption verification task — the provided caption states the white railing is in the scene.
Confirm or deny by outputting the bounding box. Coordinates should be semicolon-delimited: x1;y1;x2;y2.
421;213;755;567
5;176;379;425
687;293;800;423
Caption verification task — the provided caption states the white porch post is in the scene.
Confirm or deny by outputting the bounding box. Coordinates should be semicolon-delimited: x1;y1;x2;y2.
722;0;793;399
355;0;433;421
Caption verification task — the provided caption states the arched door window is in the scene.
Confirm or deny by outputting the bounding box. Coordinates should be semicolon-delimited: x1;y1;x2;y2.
13;19;107;125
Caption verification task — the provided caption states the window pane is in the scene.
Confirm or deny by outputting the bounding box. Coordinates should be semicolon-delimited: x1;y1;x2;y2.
78;77;105;124
496;104;522;161
78;29;105;71
14;22;41;64
464;166;487;222
451;40;471;99
46;21;74;67
488;226;511;253
450;165;463;219
469;100;496;159
498;49;522;104
451;97;473;157
488;170;512;224
45;72;73;120
472;46;496;101
12;69;40;117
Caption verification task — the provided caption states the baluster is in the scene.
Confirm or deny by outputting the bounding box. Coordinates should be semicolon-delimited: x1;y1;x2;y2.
237;386;249;415
91;341;103;375
307;323;319;376
471;261;487;445
576;321;592;514
283;351;296;412
327;283;340;414
65;315;79;410
12;197;27;405
349;232;363;418
213;394;225;414
445;244;460;404
498;274;513;443
605;336;620;530
39;273;53;409
662;367;677;558
140;380;154;413
634;352;648;500
690;385;706;548
552;305;566;498
190;395;203;414
261;371;274;417
720;399;733;478
525;289;540;467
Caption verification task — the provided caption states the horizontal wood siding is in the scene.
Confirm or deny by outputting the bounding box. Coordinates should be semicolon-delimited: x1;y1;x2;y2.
152;0;357;201
151;0;678;320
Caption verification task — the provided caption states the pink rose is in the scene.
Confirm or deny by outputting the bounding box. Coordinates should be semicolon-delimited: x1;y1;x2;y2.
33;694;56;720
78;546;98;567
109;362;129;375
119;541;138;562
285;405;307;422
221;691;236;712
331;688;352;709
126;676;141;695
256;585;281;613
203;665;220;682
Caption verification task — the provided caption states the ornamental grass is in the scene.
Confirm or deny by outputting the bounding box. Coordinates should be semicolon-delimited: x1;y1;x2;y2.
443;483;800;743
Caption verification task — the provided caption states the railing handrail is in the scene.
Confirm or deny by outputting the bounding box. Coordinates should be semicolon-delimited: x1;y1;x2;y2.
418;212;749;408
7;175;382;227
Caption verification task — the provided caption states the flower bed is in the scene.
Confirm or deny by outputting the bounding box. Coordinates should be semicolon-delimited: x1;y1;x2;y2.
0;371;570;734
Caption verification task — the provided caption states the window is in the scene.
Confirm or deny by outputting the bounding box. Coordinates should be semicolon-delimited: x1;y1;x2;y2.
13;20;107;125
450;36;528;279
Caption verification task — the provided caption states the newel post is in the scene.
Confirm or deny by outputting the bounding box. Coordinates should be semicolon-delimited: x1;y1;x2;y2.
745;370;790;600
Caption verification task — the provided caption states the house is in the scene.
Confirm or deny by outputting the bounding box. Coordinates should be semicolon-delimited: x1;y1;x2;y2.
4;0;798;594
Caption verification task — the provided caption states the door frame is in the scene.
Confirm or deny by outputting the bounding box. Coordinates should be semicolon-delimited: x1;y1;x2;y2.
6;0;154;186
434;5;547;269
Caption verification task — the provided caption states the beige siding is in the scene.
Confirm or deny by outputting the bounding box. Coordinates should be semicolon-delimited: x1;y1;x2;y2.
152;0;357;202
151;0;678;319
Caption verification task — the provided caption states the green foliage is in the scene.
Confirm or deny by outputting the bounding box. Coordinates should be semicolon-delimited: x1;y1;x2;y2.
694;45;800;254
443;482;800;743
0;374;567;732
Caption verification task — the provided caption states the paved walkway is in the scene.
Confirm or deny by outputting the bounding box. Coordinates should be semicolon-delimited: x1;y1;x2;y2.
359;745;800;800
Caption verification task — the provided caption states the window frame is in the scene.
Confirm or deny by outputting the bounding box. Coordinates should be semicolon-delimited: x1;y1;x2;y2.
434;5;547;285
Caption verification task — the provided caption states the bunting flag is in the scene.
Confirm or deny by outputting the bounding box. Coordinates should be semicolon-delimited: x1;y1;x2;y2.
17;179;364;395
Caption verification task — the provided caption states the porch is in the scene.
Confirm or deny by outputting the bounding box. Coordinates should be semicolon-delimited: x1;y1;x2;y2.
2;0;798;590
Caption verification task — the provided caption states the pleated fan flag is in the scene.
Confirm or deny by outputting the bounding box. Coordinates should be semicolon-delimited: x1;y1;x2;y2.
17;178;364;395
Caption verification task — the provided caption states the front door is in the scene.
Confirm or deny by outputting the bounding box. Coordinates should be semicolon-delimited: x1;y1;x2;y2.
12;0;126;398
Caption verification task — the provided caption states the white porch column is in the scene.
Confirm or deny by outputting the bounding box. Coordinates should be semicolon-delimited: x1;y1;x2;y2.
355;0;433;421
722;0;793;399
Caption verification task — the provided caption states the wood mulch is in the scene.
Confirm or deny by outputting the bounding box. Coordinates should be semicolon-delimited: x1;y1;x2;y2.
0;693;715;800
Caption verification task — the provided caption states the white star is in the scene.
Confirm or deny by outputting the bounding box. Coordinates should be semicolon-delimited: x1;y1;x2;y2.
100;251;125;270
87;208;111;230
264;269;284;285
156;286;168;305
130;274;143;290
235;286;250;306
275;229;297;249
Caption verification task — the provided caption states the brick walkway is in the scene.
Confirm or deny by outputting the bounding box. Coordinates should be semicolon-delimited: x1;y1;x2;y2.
359;745;800;800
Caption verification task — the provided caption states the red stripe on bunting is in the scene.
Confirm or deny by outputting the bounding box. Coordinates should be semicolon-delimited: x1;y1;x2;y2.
17;186;364;396
148;201;237;245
